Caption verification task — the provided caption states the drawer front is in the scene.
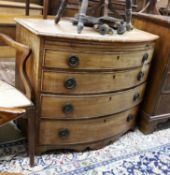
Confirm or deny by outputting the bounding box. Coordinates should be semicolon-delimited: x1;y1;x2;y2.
40;84;145;119
39;107;138;145
42;65;149;94
43;49;154;70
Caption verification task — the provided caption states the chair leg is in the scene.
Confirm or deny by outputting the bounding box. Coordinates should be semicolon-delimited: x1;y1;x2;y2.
27;106;35;167
25;0;30;16
43;0;49;19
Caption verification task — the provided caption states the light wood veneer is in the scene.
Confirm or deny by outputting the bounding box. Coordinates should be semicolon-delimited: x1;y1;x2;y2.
15;19;158;154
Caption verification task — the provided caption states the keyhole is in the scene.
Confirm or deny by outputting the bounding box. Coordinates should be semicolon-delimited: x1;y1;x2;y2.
117;56;120;60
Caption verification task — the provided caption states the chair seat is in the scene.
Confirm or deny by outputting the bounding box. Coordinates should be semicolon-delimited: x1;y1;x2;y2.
0;80;32;108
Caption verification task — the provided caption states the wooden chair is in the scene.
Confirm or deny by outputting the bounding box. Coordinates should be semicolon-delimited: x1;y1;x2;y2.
0;33;35;166
139;0;160;14
26;0;49;18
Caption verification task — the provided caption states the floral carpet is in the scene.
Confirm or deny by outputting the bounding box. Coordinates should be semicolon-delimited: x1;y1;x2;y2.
0;129;170;175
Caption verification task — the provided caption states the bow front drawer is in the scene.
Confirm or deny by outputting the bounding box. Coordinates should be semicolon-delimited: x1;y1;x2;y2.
43;49;154;70
42;65;149;94
40;83;145;119
39;107;138;145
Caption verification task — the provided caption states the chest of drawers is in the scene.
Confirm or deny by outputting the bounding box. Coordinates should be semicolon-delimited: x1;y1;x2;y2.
15;19;158;155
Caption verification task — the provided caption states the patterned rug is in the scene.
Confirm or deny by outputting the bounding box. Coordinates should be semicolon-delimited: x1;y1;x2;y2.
0;129;170;175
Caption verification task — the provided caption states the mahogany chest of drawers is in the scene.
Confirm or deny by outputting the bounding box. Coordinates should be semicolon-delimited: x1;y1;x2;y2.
15;19;158;154
133;13;170;134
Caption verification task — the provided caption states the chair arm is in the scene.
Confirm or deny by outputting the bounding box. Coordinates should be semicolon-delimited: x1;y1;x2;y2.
0;107;26;114
0;33;33;100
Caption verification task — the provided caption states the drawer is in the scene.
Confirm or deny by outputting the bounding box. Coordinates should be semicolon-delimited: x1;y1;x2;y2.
43;49;154;70
39;107;138;145
40;83;145;119
42;65;149;94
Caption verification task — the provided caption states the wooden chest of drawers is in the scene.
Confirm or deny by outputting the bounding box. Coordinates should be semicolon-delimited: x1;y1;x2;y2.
15;19;158;154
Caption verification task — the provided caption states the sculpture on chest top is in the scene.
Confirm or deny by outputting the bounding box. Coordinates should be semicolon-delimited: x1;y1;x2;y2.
55;0;134;35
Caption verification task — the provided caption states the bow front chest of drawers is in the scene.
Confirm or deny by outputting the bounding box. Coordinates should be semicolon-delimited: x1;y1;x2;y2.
15;19;158;157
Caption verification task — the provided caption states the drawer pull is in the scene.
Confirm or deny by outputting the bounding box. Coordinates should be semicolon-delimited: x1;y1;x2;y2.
127;114;134;122
142;53;149;63
63;103;74;114
58;128;70;138
64;78;76;89
133;93;140;102
137;71;144;81
68;55;79;68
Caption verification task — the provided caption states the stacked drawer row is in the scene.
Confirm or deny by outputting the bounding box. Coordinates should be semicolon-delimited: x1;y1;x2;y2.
39;42;154;147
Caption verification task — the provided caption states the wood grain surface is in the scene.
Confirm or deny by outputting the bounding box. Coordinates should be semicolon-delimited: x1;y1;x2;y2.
133;13;170;134
43;48;154;70
39;107;138;145
40;83;145;119
15;19;158;42
42;65;150;94
15;19;158;157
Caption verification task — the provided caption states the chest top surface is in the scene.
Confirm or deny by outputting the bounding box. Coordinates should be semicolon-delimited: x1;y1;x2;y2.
15;18;158;43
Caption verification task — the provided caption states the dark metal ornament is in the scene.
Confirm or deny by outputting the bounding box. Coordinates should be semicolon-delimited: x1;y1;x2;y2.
55;0;134;35
64;78;77;89
63;103;74;114
127;114;134;122
125;0;133;31
117;21;127;35
55;0;68;23
58;128;70;138
137;71;144;81
67;55;79;68
133;93;140;102
142;53;149;63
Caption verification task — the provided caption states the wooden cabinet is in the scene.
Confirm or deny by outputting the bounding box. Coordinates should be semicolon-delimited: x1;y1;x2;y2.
133;13;170;134
15;18;158;154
